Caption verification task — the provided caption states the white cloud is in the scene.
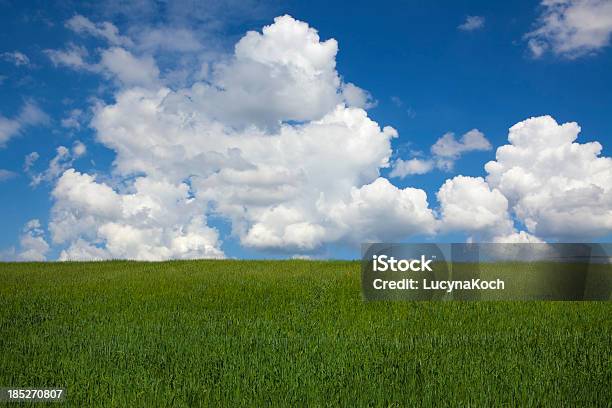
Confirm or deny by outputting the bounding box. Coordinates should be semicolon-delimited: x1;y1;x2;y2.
51;170;224;260
323;177;436;244
17;219;50;261
526;0;612;58
437;176;514;236
437;116;612;242
1;51;30;66
45;15;436;259
66;14;133;47
0;169;17;181
491;231;544;244
135;27;202;53
90;86;427;253
47;17;156;86
0;118;20;146
527;39;547;58
431;129;492;170
35;15;612;259
19;101;50;126
29;141;87;186
485;115;612;240
45;44;92;69
61;109;85;130
72;140;87;157
390;158;434;177
200;15;345;130
437;176;542;242
458;16;485;31
341;82;377;109
24;151;39;172
99;47;160;87
46;43;159;88
391;129;492;178
0;101;49;147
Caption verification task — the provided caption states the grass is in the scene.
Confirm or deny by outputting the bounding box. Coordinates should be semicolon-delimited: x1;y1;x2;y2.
0;260;611;407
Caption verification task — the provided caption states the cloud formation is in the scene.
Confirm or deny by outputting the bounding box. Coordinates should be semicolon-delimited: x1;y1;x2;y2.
485;115;612;239
45;43;160;88
526;0;612;58
1;51;30;66
33;14;612;260
17;219;50;261
432;129;492;170
389;158;434;178
99;47;159;86
436;175;539;242
0;101;49;147
436;116;612;242
458;16;485;31
66;14;133;47
45;15;436;259
28;141;87;186
52;170;224;260
391;129;491;177
61;109;86;130
45;44;91;69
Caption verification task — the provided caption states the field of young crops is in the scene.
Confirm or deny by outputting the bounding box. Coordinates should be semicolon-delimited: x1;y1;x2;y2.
1;260;610;406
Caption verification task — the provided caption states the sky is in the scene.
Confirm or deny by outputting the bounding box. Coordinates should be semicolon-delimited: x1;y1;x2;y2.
0;0;611;261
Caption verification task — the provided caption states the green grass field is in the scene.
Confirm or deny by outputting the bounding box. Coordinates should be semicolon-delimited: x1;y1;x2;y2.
1;260;611;407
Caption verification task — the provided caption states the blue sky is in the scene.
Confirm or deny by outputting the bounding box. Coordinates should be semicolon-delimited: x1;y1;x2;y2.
1;0;611;260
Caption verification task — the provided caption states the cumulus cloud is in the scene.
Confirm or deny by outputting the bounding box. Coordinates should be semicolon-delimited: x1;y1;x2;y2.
51;170;224;260
47;17;159;87
46;43;159;87
491;231;545;244
29;141;87;186
436;116;612;242
42;15;436;259
61;109;86;130
66;14;133;47
485;115;612;240
99;47;159;86
72;140;87;157
437;176;514;236
31;14;612;259
431;129;492;170
0;101;49;147
17;219;50;261
391;129;491;177
205;15;345;130
436;176;543;242
458;16;485;31
48;14;362;111
24;151;39;173
389;158;434;178
45;44;92;69
526;0;612;58
1;51;30;66
341;82;377;109
323;177;436;244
